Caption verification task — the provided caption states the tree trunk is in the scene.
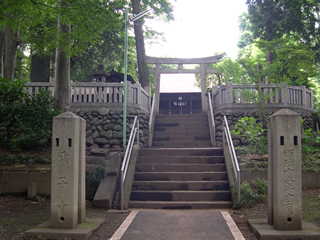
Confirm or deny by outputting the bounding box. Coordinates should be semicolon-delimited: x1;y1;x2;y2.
54;1;71;112
132;0;149;89
0;26;6;77
4;26;19;81
265;51;272;84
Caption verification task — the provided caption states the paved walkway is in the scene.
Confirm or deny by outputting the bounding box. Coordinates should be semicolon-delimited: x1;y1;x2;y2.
110;210;245;240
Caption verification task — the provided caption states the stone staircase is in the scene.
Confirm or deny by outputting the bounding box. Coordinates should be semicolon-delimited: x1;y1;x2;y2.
152;113;211;148
128;113;232;209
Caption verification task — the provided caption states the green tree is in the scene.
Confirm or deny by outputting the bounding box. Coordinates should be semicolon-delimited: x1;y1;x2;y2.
237;43;270;84
255;37;318;87
237;12;254;49
194;56;246;88
0;0;122;81
131;0;173;89
246;0;320;62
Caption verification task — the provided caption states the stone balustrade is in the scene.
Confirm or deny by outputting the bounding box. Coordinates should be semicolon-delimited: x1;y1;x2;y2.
24;82;150;113
211;82;313;113
210;83;314;148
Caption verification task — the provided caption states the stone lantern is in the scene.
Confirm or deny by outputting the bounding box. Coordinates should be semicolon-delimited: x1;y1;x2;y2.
92;64;109;82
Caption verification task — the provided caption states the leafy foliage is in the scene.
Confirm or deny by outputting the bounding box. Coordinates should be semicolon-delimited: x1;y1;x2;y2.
232;180;267;209
303;128;320;147
0;77;60;151
194;55;246;88
237;11;254;49
255;37;318;87
231;116;267;155
301;144;320;172
1;0;122;57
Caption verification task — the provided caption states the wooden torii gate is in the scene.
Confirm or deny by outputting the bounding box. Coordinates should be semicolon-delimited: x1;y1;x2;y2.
147;55;223;113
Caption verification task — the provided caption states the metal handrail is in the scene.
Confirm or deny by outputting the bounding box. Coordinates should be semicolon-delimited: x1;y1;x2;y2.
148;93;156;148
120;116;139;210
207;92;216;147
223;115;241;202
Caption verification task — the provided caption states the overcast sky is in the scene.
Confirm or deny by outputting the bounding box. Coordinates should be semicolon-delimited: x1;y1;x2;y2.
146;0;248;59
144;0;248;92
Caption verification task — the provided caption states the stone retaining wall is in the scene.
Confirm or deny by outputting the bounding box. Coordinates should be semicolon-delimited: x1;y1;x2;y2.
72;108;149;150
214;109;313;147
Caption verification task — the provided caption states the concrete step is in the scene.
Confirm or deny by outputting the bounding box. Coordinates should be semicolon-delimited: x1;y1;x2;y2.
153;136;210;141
156;113;208;119
130;190;231;201
135;163;226;172
132;180;230;191
154;122;208;128
137;156;225;164
134;172;228;181
152;141;211;148
128;200;233;209
153;130;210;138
138;148;223;157
154;126;209;132
155;119;208;125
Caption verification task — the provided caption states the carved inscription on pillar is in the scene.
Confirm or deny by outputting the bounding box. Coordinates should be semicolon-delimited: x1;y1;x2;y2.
283;149;295;217
58;150;69;164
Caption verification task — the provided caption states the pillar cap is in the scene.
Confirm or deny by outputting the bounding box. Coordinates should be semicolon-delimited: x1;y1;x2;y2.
269;109;300;118
53;111;80;120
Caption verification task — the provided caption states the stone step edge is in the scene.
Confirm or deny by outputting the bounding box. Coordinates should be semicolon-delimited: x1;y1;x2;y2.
135;171;228;174
137;156;224;158
140;147;223;151
132;180;229;184
128;201;233;209
131;190;231;193
135;163;226;166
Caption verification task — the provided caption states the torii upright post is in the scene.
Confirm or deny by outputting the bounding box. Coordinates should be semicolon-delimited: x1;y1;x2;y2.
200;63;207;112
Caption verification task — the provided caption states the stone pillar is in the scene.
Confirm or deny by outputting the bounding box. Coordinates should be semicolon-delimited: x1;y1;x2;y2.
78;116;86;224
154;63;161;113
51;112;84;229
28;182;37;199
200;63;207;112
268;109;302;230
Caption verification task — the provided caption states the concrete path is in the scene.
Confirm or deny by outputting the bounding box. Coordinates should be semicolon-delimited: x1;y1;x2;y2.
110;210;245;240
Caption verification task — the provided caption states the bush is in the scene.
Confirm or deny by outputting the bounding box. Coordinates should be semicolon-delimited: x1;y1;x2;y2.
232;179;267;209
303;128;320;147
231;116;267;155
0;77;60;151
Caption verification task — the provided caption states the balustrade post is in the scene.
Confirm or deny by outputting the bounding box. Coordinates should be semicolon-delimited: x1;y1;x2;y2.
127;82;132;104
226;82;233;104
301;85;307;106
144;86;151;111
137;83;141;106
211;86;218;111
280;82;288;104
